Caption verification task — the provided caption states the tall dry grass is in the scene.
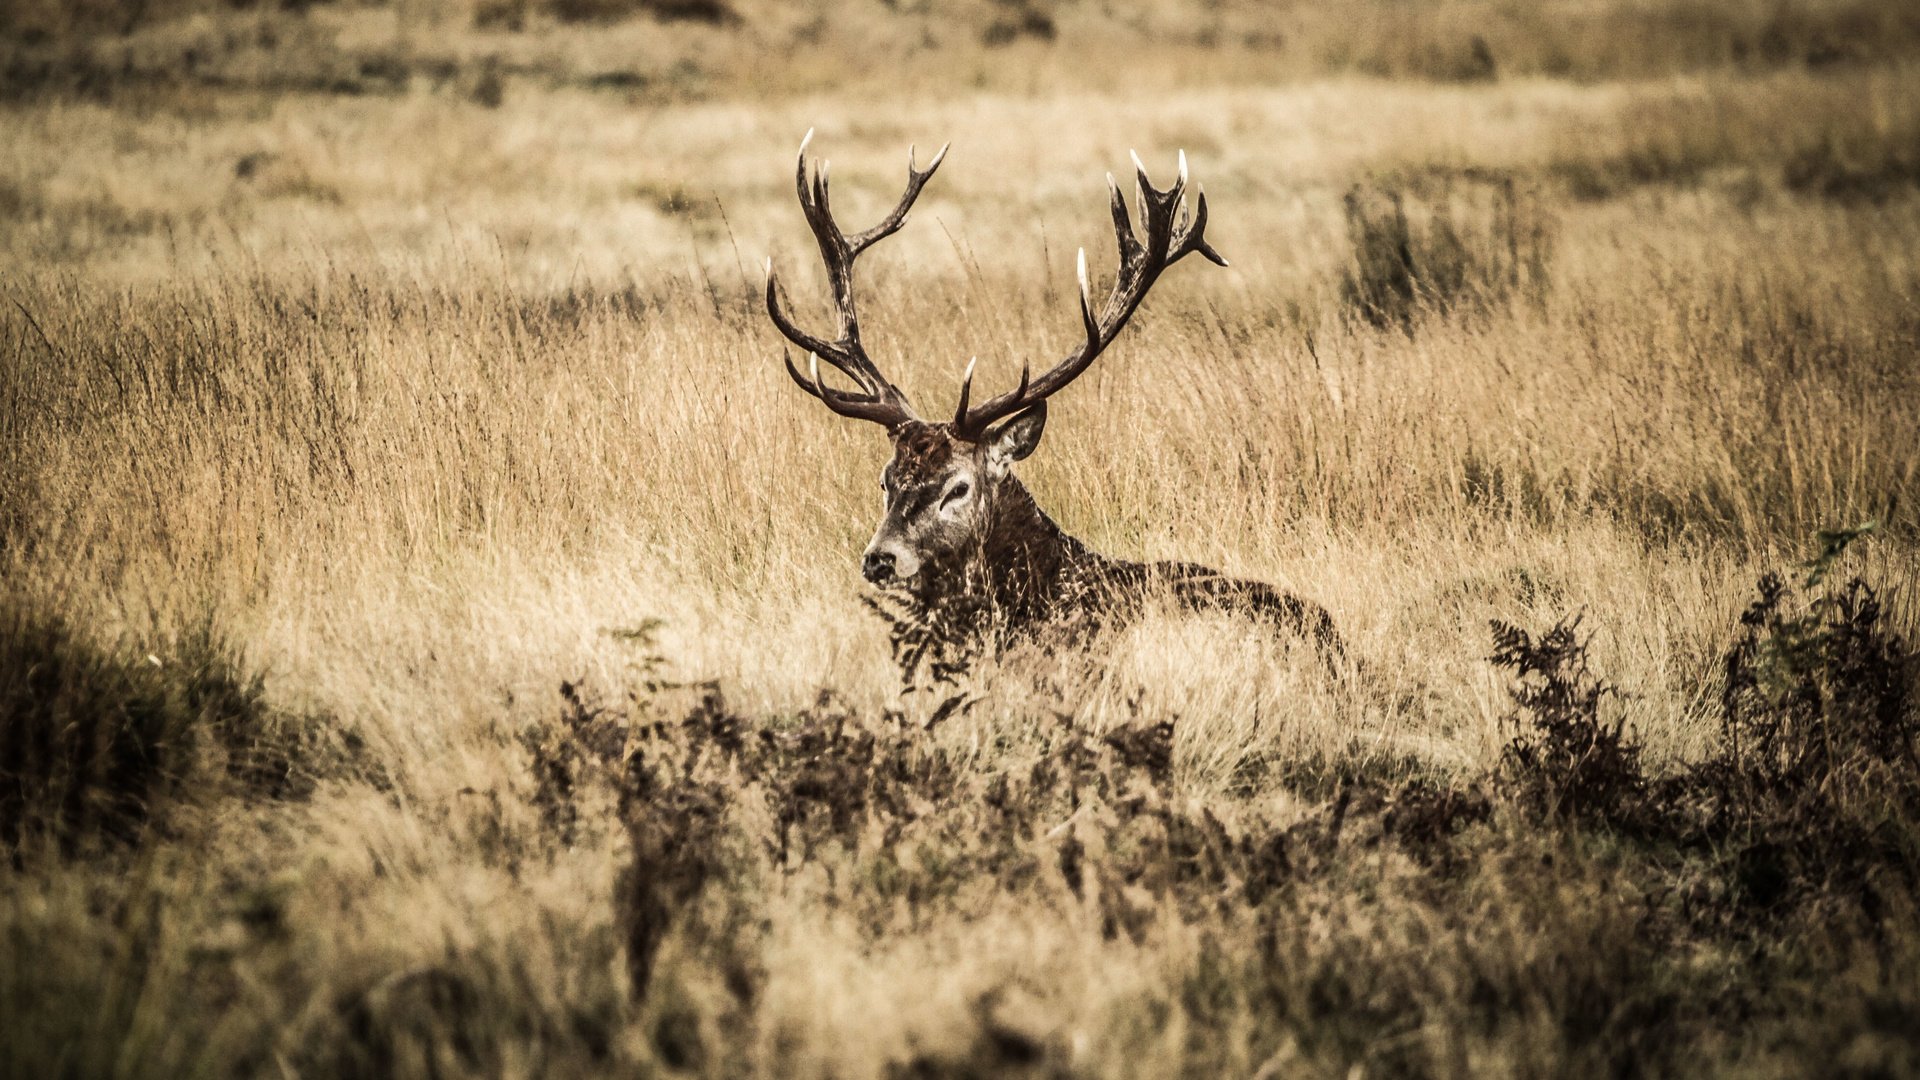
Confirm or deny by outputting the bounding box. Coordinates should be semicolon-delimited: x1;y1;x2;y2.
2;9;1918;1076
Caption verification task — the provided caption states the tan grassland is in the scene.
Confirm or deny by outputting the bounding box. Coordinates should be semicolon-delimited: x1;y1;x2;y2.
3;1;1919;1076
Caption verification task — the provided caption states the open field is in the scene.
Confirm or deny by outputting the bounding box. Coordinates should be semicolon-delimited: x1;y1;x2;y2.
4;1;1920;1076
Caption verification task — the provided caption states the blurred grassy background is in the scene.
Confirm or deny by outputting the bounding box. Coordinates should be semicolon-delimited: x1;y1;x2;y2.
7;0;1920;96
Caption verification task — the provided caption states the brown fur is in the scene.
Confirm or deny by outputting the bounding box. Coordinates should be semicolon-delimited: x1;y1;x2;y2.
887;422;957;489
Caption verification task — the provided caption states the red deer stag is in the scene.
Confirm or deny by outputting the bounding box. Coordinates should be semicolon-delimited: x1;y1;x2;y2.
765;131;1344;670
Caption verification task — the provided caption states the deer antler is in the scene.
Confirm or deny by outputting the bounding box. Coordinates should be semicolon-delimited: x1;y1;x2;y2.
767;128;947;430
952;150;1226;440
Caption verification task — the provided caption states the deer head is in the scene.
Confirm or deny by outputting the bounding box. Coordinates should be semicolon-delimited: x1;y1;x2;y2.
765;130;1226;595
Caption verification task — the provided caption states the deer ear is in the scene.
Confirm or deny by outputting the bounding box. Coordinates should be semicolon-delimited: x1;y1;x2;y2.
986;402;1047;471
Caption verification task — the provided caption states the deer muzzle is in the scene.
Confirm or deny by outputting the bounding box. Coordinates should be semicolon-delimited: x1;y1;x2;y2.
861;534;920;585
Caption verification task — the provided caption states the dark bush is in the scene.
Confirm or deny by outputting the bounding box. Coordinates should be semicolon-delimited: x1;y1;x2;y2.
1783;135;1920;204
1339;178;1553;330
0;600;357;855
1393;33;1499;82
862;588;989;716
467;62;505;108
1491;616;1647;824
545;0;735;26
980;1;1055;47
590;679;1501;1006
1684;529;1917;917
1719;573;1914;796
472;0;528;30
522;678;634;846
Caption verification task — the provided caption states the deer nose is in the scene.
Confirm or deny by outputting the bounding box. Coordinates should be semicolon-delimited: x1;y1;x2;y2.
862;550;895;583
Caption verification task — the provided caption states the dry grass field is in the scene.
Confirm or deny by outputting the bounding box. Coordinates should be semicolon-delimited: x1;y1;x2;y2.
4;1;1920;1076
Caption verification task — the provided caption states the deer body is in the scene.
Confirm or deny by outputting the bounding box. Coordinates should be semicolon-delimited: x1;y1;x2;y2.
865;419;1344;658
766;132;1344;666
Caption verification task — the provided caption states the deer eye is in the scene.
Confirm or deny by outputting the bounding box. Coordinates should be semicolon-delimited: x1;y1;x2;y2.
940;481;971;508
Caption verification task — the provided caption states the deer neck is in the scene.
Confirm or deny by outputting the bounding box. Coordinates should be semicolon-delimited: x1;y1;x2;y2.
961;476;1090;617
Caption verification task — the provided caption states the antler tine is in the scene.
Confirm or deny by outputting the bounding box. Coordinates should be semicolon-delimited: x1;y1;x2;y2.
955;150;1227;440
845;139;948;255
951;356;977;426
769;130;950;430
781;349;916;427
1178;185;1229;267
1106;173;1143;268
1075;248;1099;342
765;257;838;359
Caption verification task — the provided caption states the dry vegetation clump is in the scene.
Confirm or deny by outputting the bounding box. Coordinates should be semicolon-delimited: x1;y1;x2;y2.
1338;178;1553;330
862;588;993;712
574;679;1505;1072
1482;530;1919;934
542;0;735;26
1783;131;1920;204
499;541;1913;1075
1718;528;1916;794
0;597;369;857
1489;615;1644;824
1689;539;1919;919
979;0;1059;48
